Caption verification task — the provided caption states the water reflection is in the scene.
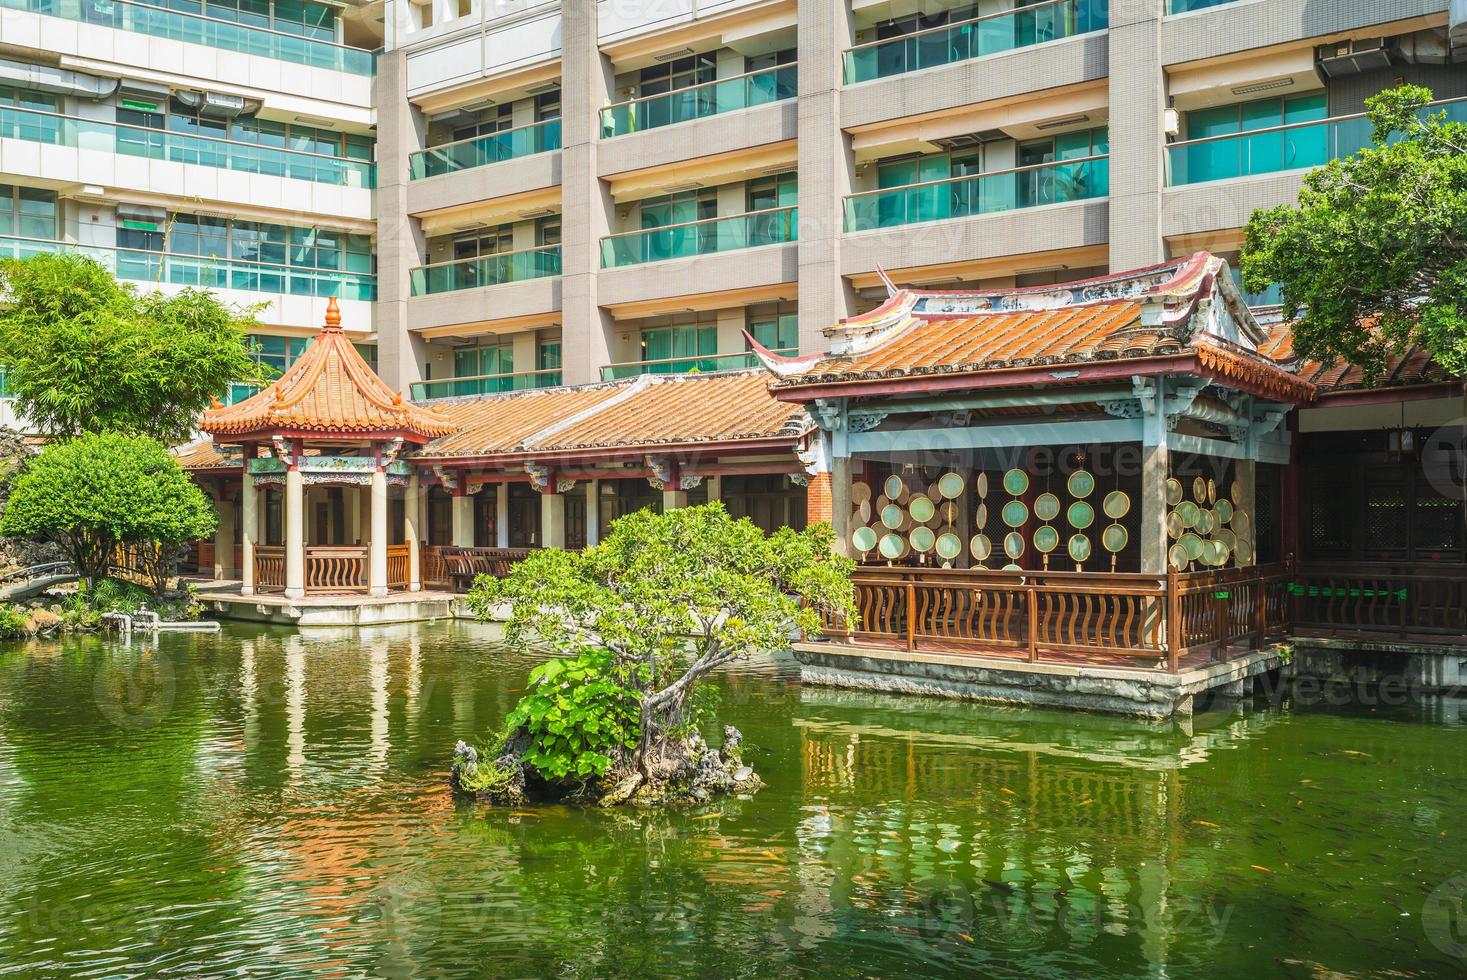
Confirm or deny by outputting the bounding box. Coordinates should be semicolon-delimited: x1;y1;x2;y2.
0;623;1462;977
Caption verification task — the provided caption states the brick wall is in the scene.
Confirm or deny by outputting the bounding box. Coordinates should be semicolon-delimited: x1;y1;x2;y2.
806;472;833;528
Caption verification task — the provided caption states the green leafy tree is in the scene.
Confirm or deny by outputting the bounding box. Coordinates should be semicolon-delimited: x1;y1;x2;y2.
0;252;266;440
465;503;855;798
1242;84;1467;380
0;432;216;589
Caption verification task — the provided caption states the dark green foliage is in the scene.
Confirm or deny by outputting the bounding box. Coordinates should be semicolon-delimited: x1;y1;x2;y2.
0;252;267;440
0;433;216;586
1243;85;1467;380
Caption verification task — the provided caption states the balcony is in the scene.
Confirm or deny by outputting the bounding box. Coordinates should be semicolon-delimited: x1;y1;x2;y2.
409;118;561;180
844;156;1108;231
600;207;797;269
598;350;788;382
1166;97;1467;186
0;234;376;300
409;245;561;296
0;0;376;74
599;64;797;138
843;0;1106;85
410;368;562;399
0;105;374;187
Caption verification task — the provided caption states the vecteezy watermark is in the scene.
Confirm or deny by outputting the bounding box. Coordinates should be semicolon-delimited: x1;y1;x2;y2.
94;650;176;731
1424;875;1467;960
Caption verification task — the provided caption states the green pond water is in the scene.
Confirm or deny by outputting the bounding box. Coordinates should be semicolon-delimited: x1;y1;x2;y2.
0;622;1465;978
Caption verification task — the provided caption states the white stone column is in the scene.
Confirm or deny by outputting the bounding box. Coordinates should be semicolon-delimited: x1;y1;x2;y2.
584;479;601;547
830;457;852;557
284;467;305;600
495;485;510;548
213;492;236;580
369;468;389;596
240;473;257;595
451;490;474;546
541;490;566;549
405;470;422;591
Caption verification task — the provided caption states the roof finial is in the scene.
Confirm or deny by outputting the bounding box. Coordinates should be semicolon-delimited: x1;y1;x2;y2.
324;296;341;330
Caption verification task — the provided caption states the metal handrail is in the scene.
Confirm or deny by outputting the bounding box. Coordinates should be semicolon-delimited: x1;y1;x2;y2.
75;0;372;54
603;63;793;112
601;204;797;241
0;560;74;585
844;153;1108;200
601;349;793;373
0;234;376;284
844;0;1079;55
1167;95;1467;149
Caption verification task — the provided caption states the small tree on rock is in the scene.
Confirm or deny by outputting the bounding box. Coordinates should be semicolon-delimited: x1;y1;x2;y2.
453;503;855;807
0;432;216;589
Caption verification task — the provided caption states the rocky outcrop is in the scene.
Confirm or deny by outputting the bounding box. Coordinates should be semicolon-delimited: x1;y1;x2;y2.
451;725;763;808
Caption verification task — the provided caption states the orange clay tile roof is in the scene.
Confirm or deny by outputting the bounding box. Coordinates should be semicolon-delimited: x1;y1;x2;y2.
173;439;235;470
416;370;811;459
1260;322;1455;394
199;298;455;442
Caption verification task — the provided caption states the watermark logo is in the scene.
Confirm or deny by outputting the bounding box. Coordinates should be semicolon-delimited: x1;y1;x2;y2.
94;652;176;730
1424;875;1467;960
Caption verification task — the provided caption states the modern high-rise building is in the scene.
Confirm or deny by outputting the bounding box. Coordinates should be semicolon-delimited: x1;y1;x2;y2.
374;0;1466;397
0;0;382;423
0;0;1462;409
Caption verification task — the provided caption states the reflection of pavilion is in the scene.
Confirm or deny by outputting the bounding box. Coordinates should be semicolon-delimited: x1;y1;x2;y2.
196;298;456;598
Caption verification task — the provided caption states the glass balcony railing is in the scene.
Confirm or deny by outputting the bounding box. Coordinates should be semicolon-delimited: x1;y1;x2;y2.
1;0;376;75
409;118;561;180
410;369;563;400
1167;0;1238;12
844;155;1108;231
598;350;793;382
0;105;375;187
600;64;797;138
600;207;797;269
0;235;377;300
843;0;1106;84
409;245;561;296
1167;97;1467;186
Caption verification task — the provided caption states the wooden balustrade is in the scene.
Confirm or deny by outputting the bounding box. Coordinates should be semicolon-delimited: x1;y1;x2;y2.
305;545;367;591
386;544;410;589
439;546;533;591
422;545;449;587
254;545;285;590
1293;562;1467;640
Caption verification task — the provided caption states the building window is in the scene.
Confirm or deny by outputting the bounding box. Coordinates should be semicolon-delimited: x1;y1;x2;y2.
451;224;514;260
640;313;718;372
1016;126;1109;206
0;85;60;143
746;302;798;353
637;53;716;99
0;185;57;240
454;344;514;391
249;335;312;375
535;89;561;122
452;104;515;143
538;341;561;385
1182;92;1327;142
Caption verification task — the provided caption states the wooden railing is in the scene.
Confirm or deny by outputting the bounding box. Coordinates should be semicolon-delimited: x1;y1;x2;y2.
254;545;285;591
387;544;410;590
422;545;449;588
1293;562;1467;640
824;563;1296;672
306;545;367;591
439;546;533;592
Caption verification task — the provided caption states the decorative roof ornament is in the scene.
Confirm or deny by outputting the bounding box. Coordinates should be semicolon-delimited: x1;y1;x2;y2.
199;297;456;443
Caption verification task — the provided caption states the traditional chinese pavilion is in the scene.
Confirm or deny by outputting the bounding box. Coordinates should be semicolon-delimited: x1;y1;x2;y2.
196;298;455;598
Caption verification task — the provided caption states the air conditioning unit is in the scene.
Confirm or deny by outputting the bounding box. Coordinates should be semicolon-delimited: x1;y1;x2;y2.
1316;38;1393;78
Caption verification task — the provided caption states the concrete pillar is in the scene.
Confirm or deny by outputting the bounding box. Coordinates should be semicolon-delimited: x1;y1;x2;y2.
584;479;601;547
284;468;305;600
1140;388;1170;576
375;50;431;392
1234;459;1257;567
662;488;689;511
705;475;722;504
1107;0;1166;272
213;493;235;580
405;470;422;591
369;468;388;596
560;3;616;384
451;490;474;547
344;485;361;545
240;474;257;595
831;457;852;557
492;486;508;547
796;0;857;353
541;490;566;549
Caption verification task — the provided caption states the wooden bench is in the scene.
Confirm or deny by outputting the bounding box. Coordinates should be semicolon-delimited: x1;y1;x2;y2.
440;547;530;592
